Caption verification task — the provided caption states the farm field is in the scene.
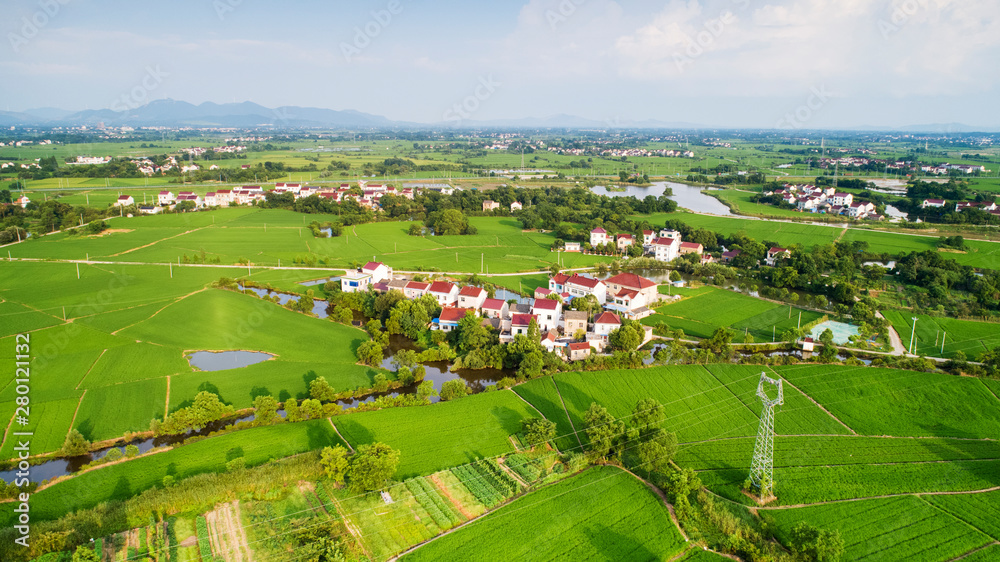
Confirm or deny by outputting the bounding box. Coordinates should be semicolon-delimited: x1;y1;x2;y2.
925;489;1000;540
766;496;993;562
882;311;1000;360
772;365;1000;439
640;286;823;341
511;376;579;451
333;390;538;478
711;189;819;219
401;465;687;562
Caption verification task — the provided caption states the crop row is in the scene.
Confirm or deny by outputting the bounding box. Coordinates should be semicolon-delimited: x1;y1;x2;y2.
505;454;542;483
405;478;462;529
474;459;521;497
450;464;506;508
196;515;219;562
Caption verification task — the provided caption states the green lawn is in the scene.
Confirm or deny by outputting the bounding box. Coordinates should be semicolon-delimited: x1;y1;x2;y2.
334;390;537;478
402;466;687;562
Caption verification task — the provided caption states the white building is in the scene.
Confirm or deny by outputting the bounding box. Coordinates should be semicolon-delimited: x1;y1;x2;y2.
114;195;134;207
361;261;393;284
565;274;607;303
830;192;853;207
158;191;175;205
590;227;609;247
429;281;459;307
593;311;621;337
651;237;680;262
340;272;372;293
457;286;487;310
531;297;562;332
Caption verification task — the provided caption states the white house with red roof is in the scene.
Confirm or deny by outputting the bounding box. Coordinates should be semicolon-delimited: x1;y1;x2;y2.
483;200;500;212
510;313;537;337
457;286;487;310
16;195;30;208
565;274;607;302
531;297;562;331
564;241;581;252
567;341;592;361
437;307;472;332
830;192;853;207
593;311;621;337
847;201;875;218
652;237;681;262
590;227;609;247
361;261;392;284
766;247;790;265
114;195;134;207
203;192;218;207
481;298;509;319
403;281;430;300
510;201;522;212
549;273;570;293
158;191;175;205
429;281;459;306
616;233;634;251
642;230;655;245
603;272;658;304
215;189;233;206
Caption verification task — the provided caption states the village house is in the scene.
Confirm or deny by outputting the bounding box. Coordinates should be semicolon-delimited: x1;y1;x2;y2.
510;313;537;337
215;189;233;206
567;341;592;361
114;195;134;207
16;196;30;208
403;281;430;300
483;200;500;212
721;249;742;263
531;297;562;332
481;298;509;319
642;230;655;245
437;307;472;332
138;206;161;215
203;192;219;207
590;227;609;247
848;201;875;218
603;272;658;305
457;286;487;311
549;273;570;293
830;192;853;207
158;191;175;205
563;310;588;336
564;274;607;302
510;201;522;212
766;247;790;265
593;311;621;338
564;242;581;252
387;279;409;293
362;262;393;284
651;237;681;262
340;271;372;293
616;234;634;251
429;281;460;307
678;241;703;256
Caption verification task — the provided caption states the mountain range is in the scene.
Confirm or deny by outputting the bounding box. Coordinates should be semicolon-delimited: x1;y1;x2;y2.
0;99;996;132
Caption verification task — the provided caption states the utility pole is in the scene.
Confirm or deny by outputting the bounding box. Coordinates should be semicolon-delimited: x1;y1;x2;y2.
909;316;918;355
940;332;946;356
749;373;784;500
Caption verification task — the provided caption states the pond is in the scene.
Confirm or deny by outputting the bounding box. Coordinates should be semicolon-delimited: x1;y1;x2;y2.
299;277;339;287
809;321;861;345
884;205;907;221
188;350;274;371
591;182;733;216
239;285;330;318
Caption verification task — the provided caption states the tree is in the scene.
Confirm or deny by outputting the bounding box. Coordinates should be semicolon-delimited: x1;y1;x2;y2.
584;402;624;459
253;394;280;425
189;391;234;428
285;399;301;422
309;377;337;402
517;350;544;379
631;398;664;441
637;431;677;474
456;311;493;353
320;445;350;484
386;299;430;339
818;328;834;346
521;417;556;448
357;340;384;366
62;429;91;456
790;522;845;562
348;442;400;492
432;208;470;235
440;379;469;401
300;398;324;420
701;327;733;354
125;444;140;457
608;320;643;351
72;546;101;562
416;380;438;401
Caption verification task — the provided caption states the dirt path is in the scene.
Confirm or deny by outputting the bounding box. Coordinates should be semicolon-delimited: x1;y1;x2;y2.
328;418;354;453
876;311;909;356
620;467;690;542
551;377;584;449
833;225;849;243
113;288;206;335
496;458;530;489
65;390;87;441
205;501;253;562
757;485;1000;510
75;349;106;389
430;473;475;519
164;375;171;419
779;377;856;435
949;542;1000;561
331;495;373;560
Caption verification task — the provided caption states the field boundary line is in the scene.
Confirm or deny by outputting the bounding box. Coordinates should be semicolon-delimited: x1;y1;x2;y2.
329;494;373;561
979;379;1000;404
0;412;17;452
164;375;171;418
66;390;87;441
948;542;1000;562
755;485;1000;510
114;288;207;335
773;371;857;435
915;494;998;545
75;349;107;389
550;377;583;449
109;226;211;257
328;419;354;453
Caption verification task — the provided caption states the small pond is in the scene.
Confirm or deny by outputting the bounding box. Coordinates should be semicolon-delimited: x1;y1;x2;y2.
188;350;274;371
591;181;733;216
809;321;861;345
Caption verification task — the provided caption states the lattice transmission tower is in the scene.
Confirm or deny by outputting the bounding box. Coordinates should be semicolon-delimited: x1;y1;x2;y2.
748;372;784;499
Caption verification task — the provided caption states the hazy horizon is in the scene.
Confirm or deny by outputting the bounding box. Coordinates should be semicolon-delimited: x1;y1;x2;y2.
3;0;999;129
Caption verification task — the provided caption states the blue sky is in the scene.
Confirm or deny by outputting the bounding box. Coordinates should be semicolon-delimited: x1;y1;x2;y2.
2;0;999;128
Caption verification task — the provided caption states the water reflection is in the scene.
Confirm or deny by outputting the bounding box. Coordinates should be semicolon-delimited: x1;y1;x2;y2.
591;182;733;216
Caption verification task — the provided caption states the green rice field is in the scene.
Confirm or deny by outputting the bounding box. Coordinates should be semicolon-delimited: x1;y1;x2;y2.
882;311;1000;360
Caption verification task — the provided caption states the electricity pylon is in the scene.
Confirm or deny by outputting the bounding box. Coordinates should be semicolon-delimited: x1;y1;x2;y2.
748;372;784;499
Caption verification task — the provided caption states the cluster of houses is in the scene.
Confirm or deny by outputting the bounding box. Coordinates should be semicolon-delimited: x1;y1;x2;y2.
586;227;708;263
922;198;1000;216
920;163;988;175
339;261;661;361
483;200;522;212
765;184;880;220
179;145;246;156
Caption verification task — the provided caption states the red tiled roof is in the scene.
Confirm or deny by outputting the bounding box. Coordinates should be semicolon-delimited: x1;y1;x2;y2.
532;298;559;310
405;281;430;291
535;287;553;296
438;307;472;323
429;281;456;294
511;313;535;326
362;261;384;272
543;331;557;341
568;342;591;351
642;230;653;235
604;272;655;290
482;298;506;310
615;289;639;299
617;233;633;239
551;273;570;285
769;247;787;254
459;285;485;297
679;242;702;249
591;227;606;234
594;311;621;325
567;275;601;289
653;237;677;245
